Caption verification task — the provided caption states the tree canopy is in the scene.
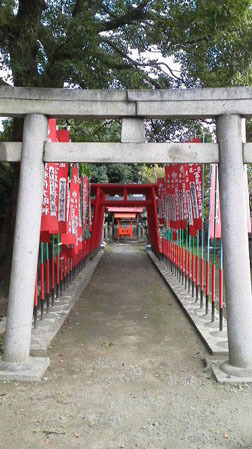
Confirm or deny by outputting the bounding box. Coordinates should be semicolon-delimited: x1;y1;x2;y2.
1;0;252;90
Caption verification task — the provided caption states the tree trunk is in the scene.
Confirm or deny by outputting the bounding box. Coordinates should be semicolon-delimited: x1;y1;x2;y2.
0;119;23;297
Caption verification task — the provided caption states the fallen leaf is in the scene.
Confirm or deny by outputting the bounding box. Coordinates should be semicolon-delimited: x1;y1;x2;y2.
33;428;41;433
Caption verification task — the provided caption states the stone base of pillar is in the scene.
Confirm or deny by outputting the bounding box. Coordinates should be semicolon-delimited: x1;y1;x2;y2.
211;360;252;384
0;356;50;381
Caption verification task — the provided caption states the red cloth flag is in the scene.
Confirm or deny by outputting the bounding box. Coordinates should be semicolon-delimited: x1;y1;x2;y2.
178;164;188;229
165;165;172;228
209;164;251;237
57;164;69;234
40;121;70;238
187;163;202;236
157;178;165;225
209;164;221;239
40;163;58;235
61;166;79;251
82;176;89;231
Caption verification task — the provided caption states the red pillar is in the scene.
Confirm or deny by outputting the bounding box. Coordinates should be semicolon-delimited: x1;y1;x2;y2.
146;186;161;255
91;187;105;252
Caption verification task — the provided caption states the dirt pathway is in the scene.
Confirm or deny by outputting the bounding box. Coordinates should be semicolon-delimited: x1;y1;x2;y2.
0;244;251;449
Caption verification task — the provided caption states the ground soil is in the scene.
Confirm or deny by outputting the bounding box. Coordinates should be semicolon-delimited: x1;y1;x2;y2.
0;243;251;449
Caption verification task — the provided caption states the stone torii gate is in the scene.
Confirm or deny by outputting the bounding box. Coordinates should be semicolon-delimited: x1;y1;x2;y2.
0;86;252;380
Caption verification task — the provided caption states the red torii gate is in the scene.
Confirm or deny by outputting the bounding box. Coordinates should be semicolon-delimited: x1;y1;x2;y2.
90;183;161;255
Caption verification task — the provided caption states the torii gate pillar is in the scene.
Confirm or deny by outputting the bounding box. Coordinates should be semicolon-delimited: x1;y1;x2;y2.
217;114;252;377
0;114;50;380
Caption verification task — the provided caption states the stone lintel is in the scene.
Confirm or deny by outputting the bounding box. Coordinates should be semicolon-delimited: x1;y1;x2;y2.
136;100;252;119
1;86;252;118
44;142;218;164
128;87;252;102
0;142;22;162
0;99;136;119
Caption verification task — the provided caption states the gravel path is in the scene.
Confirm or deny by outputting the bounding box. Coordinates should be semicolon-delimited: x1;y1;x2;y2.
0;243;251;449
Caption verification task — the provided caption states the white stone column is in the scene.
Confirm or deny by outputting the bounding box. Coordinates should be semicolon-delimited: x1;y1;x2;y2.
121;118;145;143
217;114;252;375
3;114;48;365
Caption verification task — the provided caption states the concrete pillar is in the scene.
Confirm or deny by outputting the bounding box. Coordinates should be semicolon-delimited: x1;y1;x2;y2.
121;118;145;143
217;114;252;375
3;114;48;365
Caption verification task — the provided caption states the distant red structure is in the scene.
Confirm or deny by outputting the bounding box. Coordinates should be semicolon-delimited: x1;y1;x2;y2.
91;184;161;255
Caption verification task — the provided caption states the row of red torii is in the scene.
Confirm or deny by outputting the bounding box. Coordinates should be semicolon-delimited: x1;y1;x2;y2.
0;86;252;380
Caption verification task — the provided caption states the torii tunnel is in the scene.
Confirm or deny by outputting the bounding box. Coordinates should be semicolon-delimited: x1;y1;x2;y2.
91;183;161;256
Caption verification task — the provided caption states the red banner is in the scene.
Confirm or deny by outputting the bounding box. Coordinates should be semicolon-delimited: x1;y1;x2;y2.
82;176;89;231
57;164;69;234
209;164;221;239
178;164;188;229
61;166;80;251
88;182;92;231
165;165;172;228
187;163;202;235
41;120;58;236
165;162;202;235
157;178;165;225
41;121;70;237
209;164;251;237
41;164;58;235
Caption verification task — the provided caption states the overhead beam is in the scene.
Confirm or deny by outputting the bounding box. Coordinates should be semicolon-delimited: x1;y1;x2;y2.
91;183;156;192
0;142;22;162
4;141;252;164
136;100;252;119
97;200;151;207
0;87;135;118
243;143;252;163
44;142;218;164
1;86;252;118
130;87;252;118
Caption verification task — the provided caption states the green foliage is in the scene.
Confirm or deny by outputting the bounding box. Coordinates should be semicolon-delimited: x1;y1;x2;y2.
70;119;121;143
0;119;15;216
1;0;252;90
87;163;141;184
139;164;165;183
